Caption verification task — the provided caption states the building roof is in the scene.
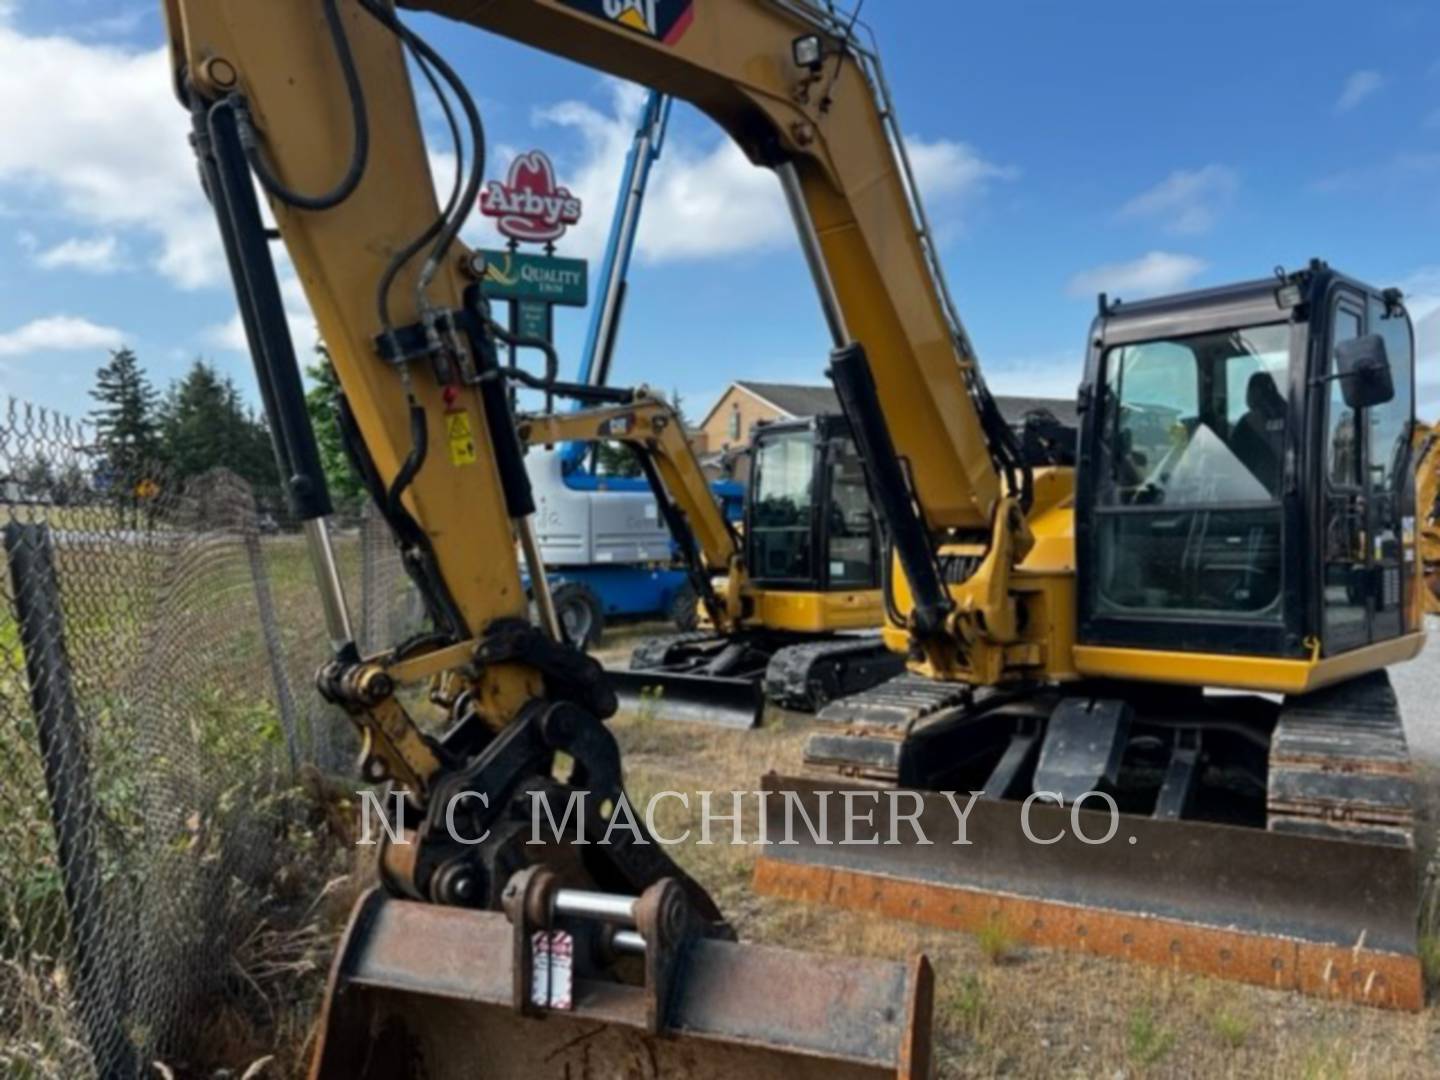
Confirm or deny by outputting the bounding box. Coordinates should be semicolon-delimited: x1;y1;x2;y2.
732;381;845;420
725;380;1079;429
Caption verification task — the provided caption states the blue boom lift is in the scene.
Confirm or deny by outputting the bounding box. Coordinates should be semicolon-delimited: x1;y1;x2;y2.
526;91;742;645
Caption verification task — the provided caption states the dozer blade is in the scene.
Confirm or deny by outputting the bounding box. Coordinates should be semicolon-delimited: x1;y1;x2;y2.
753;776;1422;1010
312;878;933;1079
608;666;764;729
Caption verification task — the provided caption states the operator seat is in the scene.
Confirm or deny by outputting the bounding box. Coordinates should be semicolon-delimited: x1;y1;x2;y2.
1231;372;1286;495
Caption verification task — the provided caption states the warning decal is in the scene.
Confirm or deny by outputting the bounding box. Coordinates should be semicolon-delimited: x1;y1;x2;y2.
446;411;477;467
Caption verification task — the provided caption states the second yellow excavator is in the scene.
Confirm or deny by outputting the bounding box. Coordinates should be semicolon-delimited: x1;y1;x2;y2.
1418;421;1439;614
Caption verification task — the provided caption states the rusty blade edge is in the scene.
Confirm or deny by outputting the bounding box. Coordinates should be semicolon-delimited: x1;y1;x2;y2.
752;857;1424;1012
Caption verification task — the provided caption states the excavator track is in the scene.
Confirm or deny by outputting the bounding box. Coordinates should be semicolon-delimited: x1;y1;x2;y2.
1268;670;1415;848
766;672;1426;1009
804;674;973;783
763;636;907;713
630;630;721;671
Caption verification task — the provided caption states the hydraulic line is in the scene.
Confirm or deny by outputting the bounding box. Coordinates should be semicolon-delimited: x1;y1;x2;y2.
237;0;369;212
373;43;464;332
356;0;486;317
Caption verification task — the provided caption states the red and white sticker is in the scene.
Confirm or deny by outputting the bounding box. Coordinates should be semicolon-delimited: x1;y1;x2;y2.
531;930;575;1010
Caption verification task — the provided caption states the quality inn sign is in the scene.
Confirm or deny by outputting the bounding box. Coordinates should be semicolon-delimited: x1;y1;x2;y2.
479;250;589;307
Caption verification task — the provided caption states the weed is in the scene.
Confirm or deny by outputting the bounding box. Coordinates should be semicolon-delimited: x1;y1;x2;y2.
1211;1006;1251;1049
941;973;987;1037
1127;1004;1175;1067
975;917;1017;965
1300;1039;1349;1080
1419;934;1440;992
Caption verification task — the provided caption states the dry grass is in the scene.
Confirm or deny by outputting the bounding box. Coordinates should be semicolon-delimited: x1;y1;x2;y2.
156;620;1440;1078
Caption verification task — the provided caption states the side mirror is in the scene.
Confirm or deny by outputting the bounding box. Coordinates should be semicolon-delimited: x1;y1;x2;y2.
1334;333;1394;409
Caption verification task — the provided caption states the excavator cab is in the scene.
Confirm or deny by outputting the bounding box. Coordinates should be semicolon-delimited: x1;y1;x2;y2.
747;416;882;601
1076;264;1419;667
615;413;904;726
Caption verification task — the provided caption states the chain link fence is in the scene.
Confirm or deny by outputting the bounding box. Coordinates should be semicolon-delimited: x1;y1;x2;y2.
0;400;419;1077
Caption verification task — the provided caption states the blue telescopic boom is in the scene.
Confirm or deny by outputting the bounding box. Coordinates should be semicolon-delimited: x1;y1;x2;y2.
560;90;671;471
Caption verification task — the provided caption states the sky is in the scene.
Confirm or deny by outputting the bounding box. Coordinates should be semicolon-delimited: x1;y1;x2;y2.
0;0;1436;425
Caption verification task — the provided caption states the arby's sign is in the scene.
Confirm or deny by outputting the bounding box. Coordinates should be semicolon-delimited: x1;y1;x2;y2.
479;150;583;246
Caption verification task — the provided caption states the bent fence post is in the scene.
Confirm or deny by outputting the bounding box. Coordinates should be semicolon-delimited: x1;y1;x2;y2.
5;521;135;1079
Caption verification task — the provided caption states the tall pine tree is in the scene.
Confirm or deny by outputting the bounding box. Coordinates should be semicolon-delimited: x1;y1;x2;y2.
90;347;159;499
159;360;281;510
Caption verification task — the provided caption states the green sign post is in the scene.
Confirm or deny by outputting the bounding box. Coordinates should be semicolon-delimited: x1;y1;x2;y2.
516;301;551;342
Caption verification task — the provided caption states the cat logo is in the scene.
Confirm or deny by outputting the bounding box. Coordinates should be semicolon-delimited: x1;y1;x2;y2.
558;0;696;46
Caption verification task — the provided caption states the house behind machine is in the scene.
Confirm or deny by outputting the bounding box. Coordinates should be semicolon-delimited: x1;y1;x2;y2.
694;380;1079;482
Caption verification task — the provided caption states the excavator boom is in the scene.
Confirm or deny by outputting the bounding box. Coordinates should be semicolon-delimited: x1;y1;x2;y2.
162;0;931;1075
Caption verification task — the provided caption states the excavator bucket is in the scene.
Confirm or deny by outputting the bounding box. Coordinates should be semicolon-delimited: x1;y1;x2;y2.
312;871;932;1079
609;667;765;729
753;776;1423;1010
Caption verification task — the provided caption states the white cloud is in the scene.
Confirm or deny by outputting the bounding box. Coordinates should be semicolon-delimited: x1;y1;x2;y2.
30;234;123;273
1066;252;1207;300
528;81;1014;264
0;315;126;356
1312;151;1440;193
1336;70;1383;113
0;25;220;289
1116;165;1238;235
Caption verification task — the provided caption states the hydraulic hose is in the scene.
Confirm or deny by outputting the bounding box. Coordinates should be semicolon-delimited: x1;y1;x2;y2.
237;0;369;212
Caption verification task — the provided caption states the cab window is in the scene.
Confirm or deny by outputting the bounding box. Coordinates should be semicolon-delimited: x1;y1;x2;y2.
825;438;877;587
749;431;815;582
1092;323;1288;618
1368;295;1414;493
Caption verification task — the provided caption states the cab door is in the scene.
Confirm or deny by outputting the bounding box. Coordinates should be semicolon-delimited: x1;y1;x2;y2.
819;430;881;591
1319;291;1371;651
1318;288;1416;652
1365;293;1416;640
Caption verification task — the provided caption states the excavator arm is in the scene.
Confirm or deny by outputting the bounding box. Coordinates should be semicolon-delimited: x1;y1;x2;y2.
165;0;1049;686
518;394;748;632
161;2;932;1076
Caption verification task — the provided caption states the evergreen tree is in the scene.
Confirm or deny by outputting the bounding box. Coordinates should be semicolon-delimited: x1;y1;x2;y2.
305;344;367;514
159;360;281;509
89;347;159;499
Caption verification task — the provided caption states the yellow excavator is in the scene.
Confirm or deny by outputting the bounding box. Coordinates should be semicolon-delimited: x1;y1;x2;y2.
1418;422;1439;614
521;391;907;726
606;398;1074;726
163;1;932;1076
162;3;1424;1076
